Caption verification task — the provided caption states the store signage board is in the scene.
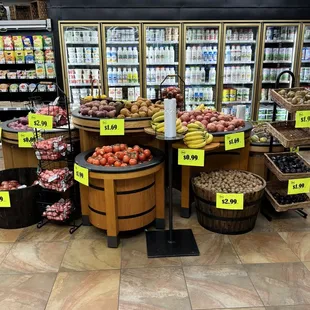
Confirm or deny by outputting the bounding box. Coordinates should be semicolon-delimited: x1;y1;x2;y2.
295;111;310;128
28;113;53;130
216;193;244;210
288;178;310;195
100;119;125;136
18;132;36;148
74;164;89;186
225;132;245;151
0;192;11;208
178;148;205;167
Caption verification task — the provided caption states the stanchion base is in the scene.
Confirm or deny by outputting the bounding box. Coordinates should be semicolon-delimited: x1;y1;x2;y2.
146;229;200;258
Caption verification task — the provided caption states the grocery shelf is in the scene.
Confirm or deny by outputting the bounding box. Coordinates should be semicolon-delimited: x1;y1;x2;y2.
0;107;30;111
107;63;139;66
260;100;274;104
186;82;216;86
65;42;99;45
263;60;292;63
0;78;56;83
69;83;100;87
186;40;218;44
226;40;256;44
109;83;140;86
265;40;294;43
222;100;251;104
146;62;178;65
147;82;178;86
146;41;178;44
301;60;310;63
68;63;100;66
225;61;255;64
223;81;253;84
262;80;290;84
106;41;139;45
186;101;215;105
300;80;310;83
186;62;216;65
304;40;310;43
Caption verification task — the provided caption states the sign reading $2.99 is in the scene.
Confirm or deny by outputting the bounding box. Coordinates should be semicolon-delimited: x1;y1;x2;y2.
28;113;53;129
216;193;244;210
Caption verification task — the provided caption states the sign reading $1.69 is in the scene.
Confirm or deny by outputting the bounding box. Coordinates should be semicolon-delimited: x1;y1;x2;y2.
100;119;124;136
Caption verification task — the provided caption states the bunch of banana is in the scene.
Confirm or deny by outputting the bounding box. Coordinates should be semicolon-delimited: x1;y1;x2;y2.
183;130;213;149
195;104;205;111
187;121;205;132
151;111;187;134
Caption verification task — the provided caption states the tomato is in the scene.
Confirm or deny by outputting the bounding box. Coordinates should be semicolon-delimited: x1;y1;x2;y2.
93;159;100;165
100;158;107;166
95;147;100;152
87;157;93;164
129;158;138;165
104;145;113;153
114;161;122;167
92;152;97;157
120;143;127;151
103;153;110;159
133;145;140;152
138;153;146;162
143;149;151;158
123;155;130;163
115;151;124;160
127;147;133;152
108;157;115;165
120;163;127;167
129;150;139;159
97;155;102;160
112;144;121;152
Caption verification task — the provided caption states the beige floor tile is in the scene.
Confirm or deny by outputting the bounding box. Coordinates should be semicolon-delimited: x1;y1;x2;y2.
0;243;13;264
61;239;121;271
245;262;310;306
17;224;72;242
181;234;241;266
183;265;263;309
304;261;310;271
119;267;191;310
270;210;310;232
266;306;310;310
0;228;23;242
0;242;67;273
46;270;120;310
229;232;299;264
71;225;107;240
252;213;275;233
209;308;265;310
121;233;181;268
279;232;310;261
0;273;56;310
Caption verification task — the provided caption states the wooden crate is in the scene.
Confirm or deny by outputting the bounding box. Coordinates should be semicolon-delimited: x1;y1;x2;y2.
30;0;47;20
9;5;31;20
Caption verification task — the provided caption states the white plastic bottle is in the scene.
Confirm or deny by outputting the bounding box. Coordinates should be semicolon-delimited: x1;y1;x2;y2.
231;45;236;62
246;66;252;82
112;67;118;85
112;47;117;63
231;66;237;82
156;67;161;84
160;46;164;63
117;47;122;64
192;46;197;63
123;68;128;83
155;47;160;63
241;46;246;62
209;67;216;83
212;46;217;62
226;66;231;82
170;67;176;84
186;46;191;63
207;46;213;62
127;68;133;83
148;46;154;64
248;29;254;41
191;66;196;84
164;47;169;63
133;47;138;64
240;66;246;81
203;46;208;62
236;66;241;82
128;47;133;63
233;29;239;41
236;45;241;61
169;46;175;63
123;47;128;64
146;68;151;83
160;67;166;83
246;46;252;62
151;67;156;83
197;46;202;62
185;67;191;84
132;68;138;84
108;67;113;84
225;46;231;62
106;47;111;63
200;67;205;83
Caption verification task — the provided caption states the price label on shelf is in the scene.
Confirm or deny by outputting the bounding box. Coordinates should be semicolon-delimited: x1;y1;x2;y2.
100;119;124;136
0;192;11;208
216;193;244;210
288;178;310;195
178;148;205;167
295;111;310;128
18;132;36;148
28;113;53;130
290;146;300;153
74;163;89;186
225;132;245;151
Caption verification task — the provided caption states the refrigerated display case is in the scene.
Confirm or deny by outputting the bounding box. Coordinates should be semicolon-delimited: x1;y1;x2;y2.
143;24;181;100
60;24;102;109
102;24;142;101
220;23;261;120
183;23;221;111
300;24;310;86
257;23;300;121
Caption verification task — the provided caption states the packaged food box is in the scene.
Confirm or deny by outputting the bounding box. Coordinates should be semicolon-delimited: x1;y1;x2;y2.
25;50;34;63
15;51;25;64
47;84;56;92
3;36;13;50
29;83;37;92
9;84;18;92
4;51;15;63
0;70;7;78
0;84;9;92
34;50;44;63
45;50;55;63
0;51;4;64
17;70;27;79
43;35;53;50
109;87;116;100
26;70;36;79
19;83;28;92
33;35;43;50
22;36;33;50
35;63;45;78
38;84;46;92
7;71;17;79
115;87;123;100
45;63;56;78
0;36;3;51
12;36;23;50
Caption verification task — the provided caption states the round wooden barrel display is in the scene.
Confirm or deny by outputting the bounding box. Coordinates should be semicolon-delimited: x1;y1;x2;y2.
0;168;40;228
1;119;79;169
192;171;266;234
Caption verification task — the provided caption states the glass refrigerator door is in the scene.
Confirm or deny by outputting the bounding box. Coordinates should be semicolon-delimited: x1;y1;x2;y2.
184;24;220;111
62;25;101;109
144;25;180;100
258;24;298;122
103;25;141;101
300;24;310;86
221;24;260;120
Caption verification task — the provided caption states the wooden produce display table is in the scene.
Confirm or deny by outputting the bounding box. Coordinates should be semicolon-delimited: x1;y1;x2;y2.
173;122;253;218
1;119;79;169
75;146;165;248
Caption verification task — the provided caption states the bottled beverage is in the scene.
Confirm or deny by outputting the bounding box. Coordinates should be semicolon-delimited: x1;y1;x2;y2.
226;28;232;41
192;29;197;41
123;47;128;64
231;45;236;62
132;68;138;83
233;29;239;41
206;87;213;101
127;68;132;83
197;46;202;62
209;67;216;83
188;88;193;103
123;68;128;83
185;67;191;84
112;68;117;84
194;87;199;102
226;66;231;82
106;47;112;63
205;29;210;41
207;46;213;62
245;66;252;81
112;47;117;63
232;66;237;81
117;68;122;84
148;46;154;64
108;67;113;84
248;29;254;41
212;46;217;61
273;48;279;61
155;47;160;63
240;66;246;81
197;29;203;41
186;46;191;63
160;47;164;63
187;29;192;42
246;46;252;61
241;46;246;62
151;87;156;99
280;27;287;40
215;29;218;41
164;47;169;62
236;45;241;61
107;29;112;42
156;67;161;84
151;67;156;83
169;46;175;62
203;46;208;62
160;67;166;83
192;46;197;63
200;67;205;83
266;27;273;41
117;47;122;63
147;68;151;83
133;47;138;64
210;29;215;41
199;87;204;102
225;46;231;62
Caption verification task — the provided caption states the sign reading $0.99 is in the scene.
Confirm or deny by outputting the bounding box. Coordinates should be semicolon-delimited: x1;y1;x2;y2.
178;148;205;167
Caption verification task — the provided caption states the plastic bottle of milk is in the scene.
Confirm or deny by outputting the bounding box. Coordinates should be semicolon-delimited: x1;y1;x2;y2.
154;47;160;63
148;46;154;64
231;66;237;82
247;46;252;62
240;66;246;81
127;68;133;83
160;47;164;63
169;46;175;63
226;66;231;82
225;46;231;62
209;67;216;83
160;67;166;83
246;66;252;81
133;47;138;64
112;67;117;84
117;47;122;63
123;68;128;83
236;66;241;82
185;67;191;84
231;45;236;62
241;46;246;62
108;67;113;84
191;66;196;84
156;67;161;84
146;68;151;83
197;46;202;62
164;47;169;63
117;68;122;84
192;46;197;63
112;47;117;63
207;46;213;62
203;46;208;62
132;68;138;83
106;47;111;63
150;67;156;83
186;46;191;63
122;47;128;64
212;46;217;61
200;67;205;83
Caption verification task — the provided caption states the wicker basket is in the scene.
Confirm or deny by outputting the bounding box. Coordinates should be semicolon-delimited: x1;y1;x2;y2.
192;170;266;234
266;121;310;148
9;5;31;20
265;181;310;212
30;0;48;20
270;88;310;113
264;152;310;181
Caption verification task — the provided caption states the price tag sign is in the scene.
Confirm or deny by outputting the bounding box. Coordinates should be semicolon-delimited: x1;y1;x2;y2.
0;126;2;141
178;148;205;167
28;113;53;130
288;178;310;195
0;191;11;208
100;119;124;136
225;132;245;151
295;111;310;128
74;163;89;186
290;146;300;153
216;193;244;210
18;132;36;148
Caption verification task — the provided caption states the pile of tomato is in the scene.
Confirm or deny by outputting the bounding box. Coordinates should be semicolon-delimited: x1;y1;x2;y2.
86;144;153;167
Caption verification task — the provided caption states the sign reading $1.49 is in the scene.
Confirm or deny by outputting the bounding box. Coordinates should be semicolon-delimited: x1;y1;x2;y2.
225;132;245;151
74;164;89;186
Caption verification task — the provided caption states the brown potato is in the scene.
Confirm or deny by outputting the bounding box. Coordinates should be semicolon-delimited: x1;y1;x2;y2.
131;113;139;118
131;105;139;113
117;114;125;119
120;108;130;116
139;111;147;117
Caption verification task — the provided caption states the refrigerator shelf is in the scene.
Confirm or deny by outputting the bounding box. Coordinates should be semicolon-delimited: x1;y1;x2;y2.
225;61;255;64
186;62;216;65
147;63;178;66
300;80;310;83
301;60;310;63
226;40;256;44
262;80;290;84
107;63;139;66
68;63;100;66
304;40;310;43
109;83;140;87
147;82;178;86
186;40;218;44
222;101;251;105
146;41;178;44
260;100;274;104
65;42;99;45
223;81;253;84
106;41;139;45
186;82;216;86
263;60;292;64
69;83;101;87
265;40;294;43
187;101;215;105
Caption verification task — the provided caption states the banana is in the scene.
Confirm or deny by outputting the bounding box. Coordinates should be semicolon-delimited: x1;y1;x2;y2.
156;122;165;129
153;115;165;123
184;130;205;138
151;124;157;130
176;123;182;130
188;127;205;132
176;118;181;126
156;127;165;133
205;133;213;144
194;121;204;127
184;137;206;143
186;140;207;149
152;111;164;121
177;127;186;134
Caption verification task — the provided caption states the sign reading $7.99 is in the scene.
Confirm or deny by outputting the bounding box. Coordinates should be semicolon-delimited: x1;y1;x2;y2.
225;132;245;151
178;148;205;167
28;113;53;130
216;193;244;210
100;119;124;136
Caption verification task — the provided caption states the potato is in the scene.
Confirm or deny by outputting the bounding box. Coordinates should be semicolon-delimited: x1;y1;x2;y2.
140;102;147;107
132;113;139;118
117;114;125;119
139;111;147;117
287;91;295;98
147;109;154;117
125;102;132;109
120;108;130;116
131;105;139;113
96;111;106;118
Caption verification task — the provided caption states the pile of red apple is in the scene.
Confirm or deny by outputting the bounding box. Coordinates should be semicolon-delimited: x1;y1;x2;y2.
161;87;184;108
86;144;153;167
177;109;245;132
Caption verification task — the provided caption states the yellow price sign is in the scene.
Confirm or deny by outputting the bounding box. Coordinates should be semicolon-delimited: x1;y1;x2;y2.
0;191;11;208
225;132;245;151
290;146;300;153
288;178;310;195
100;119;124;136
0;126;2;141
216;193;244;210
295;111;310;128
178;148;205;167
28;113;53;130
74;163;89;186
18;132;36;148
